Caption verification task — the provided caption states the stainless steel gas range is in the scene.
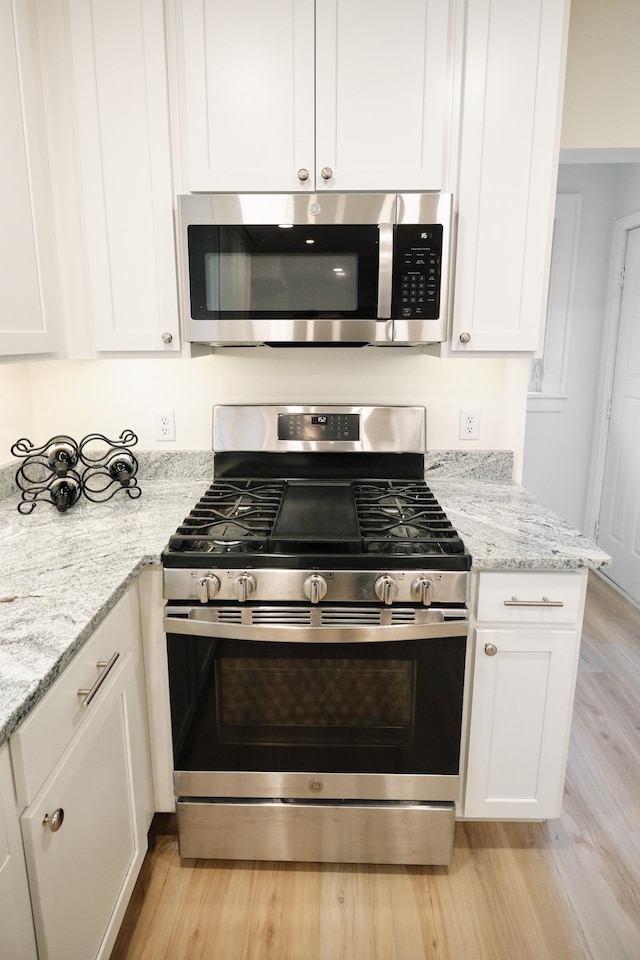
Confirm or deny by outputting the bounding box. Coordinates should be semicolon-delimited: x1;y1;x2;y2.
162;405;471;866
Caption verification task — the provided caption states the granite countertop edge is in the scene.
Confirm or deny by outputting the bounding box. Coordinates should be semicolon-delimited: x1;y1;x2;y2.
0;450;610;749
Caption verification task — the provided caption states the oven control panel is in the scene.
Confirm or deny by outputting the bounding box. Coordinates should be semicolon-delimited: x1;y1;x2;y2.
277;413;360;442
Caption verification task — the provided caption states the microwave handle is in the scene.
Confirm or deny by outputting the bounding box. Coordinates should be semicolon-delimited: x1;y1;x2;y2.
377;223;394;319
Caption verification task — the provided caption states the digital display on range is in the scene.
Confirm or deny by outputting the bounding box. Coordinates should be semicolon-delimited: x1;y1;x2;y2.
278;413;360;441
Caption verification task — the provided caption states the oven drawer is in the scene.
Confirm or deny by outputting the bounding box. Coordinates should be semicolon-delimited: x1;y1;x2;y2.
475;572;585;624
177;798;456;865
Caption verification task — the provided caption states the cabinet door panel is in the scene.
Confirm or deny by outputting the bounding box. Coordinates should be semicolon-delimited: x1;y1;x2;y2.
0;744;37;960
180;0;315;192
452;0;569;352
315;0;450;191
0;0;60;357
68;0;179;352
21;658;137;960
464;627;579;819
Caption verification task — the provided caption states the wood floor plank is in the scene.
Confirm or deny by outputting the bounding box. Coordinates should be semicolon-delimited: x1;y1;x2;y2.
110;573;640;960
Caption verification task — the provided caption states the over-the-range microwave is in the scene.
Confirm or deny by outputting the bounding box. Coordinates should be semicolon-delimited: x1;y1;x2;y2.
176;192;453;347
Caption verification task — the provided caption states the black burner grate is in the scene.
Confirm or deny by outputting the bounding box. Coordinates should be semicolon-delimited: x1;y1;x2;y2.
164;476;467;567
353;480;465;557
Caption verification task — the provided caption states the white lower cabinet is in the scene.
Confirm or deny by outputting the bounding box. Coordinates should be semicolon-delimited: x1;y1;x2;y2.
10;583;153;960
0;744;37;960
463;571;586;819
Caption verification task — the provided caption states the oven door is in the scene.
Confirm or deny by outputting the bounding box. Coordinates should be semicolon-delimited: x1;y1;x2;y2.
164;607;467;804
178;193;395;345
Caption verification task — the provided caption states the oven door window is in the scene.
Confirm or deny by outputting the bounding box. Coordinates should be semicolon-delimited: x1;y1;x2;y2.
167;635;466;776
187;224;380;320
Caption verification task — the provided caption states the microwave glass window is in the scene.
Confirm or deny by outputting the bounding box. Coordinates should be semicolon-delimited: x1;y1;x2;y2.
187;224;380;320
205;253;358;314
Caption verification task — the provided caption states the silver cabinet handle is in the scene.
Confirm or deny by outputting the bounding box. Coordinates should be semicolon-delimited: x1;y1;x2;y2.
484;643;497;656
42;808;65;832
503;596;564;608
459;332;471;344
297;168;310;181
161;332;173;344
320;166;333;180
77;653;120;708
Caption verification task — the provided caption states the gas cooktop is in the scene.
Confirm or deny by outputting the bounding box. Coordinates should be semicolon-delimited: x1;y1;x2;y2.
162;476;469;571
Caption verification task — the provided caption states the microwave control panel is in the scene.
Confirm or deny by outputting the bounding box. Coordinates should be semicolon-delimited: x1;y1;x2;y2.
393;224;443;319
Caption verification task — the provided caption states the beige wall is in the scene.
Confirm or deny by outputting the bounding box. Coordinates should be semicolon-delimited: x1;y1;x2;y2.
561;0;640;149
0;352;530;479
0;364;35;466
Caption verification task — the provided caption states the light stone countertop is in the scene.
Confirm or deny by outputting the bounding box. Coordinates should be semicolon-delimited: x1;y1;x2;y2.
0;450;610;749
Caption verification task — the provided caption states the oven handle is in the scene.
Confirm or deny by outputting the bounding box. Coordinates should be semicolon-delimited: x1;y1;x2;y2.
163;610;468;644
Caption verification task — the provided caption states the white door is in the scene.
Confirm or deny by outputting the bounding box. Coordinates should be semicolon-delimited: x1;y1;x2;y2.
179;0;316;192
597;225;640;603
0;0;60;357
21;655;140;960
314;0;450;192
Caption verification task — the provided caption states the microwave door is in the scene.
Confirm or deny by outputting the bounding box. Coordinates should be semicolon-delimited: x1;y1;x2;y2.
377;223;393;319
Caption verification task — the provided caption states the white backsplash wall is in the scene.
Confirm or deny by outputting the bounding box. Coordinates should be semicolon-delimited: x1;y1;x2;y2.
0;351;529;479
0;363;36;466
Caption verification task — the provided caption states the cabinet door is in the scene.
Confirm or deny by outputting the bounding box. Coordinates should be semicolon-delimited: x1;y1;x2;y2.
67;0;179;353
464;626;580;819
0;0;60;358
451;0;569;353
0;744;37;960
20;652;149;960
179;0;315;192
315;0;451;192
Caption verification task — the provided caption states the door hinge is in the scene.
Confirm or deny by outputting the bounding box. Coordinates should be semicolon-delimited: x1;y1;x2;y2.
620;267;625;288
594;519;600;541
606;398;613;419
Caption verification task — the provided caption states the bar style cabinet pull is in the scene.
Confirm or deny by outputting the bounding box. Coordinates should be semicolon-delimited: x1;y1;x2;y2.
77;652;120;708
503;596;564;608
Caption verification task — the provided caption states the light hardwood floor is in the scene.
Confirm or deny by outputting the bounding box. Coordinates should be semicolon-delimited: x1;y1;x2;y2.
110;572;640;960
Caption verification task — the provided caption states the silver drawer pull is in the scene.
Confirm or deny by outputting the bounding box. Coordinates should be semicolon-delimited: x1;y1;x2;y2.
503;596;564;608
77;652;120;708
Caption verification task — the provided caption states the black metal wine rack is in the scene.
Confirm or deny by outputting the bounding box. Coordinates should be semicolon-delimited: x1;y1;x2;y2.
11;430;141;514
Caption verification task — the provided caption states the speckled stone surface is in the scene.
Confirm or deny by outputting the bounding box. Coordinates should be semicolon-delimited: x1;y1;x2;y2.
425;450;513;482
0;477;209;748
0;462;16;501
429;478;611;572
0;451;610;749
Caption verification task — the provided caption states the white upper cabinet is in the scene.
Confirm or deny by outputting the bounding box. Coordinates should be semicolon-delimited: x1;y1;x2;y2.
66;0;180;353
451;0;570;353
0;0;61;359
176;0;453;194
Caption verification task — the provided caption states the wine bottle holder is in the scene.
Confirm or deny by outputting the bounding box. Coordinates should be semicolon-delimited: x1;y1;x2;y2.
11;430;141;513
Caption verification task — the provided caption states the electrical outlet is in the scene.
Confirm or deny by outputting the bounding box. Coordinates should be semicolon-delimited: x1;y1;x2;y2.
459;409;480;441
155;409;176;442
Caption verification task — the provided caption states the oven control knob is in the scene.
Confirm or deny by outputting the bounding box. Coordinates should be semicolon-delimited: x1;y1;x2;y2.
411;577;434;606
196;575;220;602
233;573;257;602
303;574;328;604
374;575;398;605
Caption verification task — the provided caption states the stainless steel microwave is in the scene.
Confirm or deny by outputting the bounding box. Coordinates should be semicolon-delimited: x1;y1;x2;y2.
177;192;453;347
